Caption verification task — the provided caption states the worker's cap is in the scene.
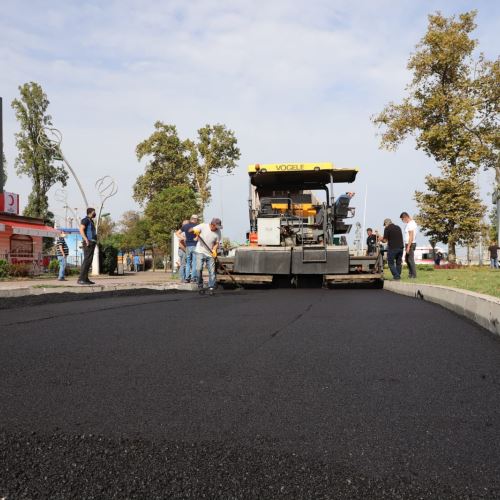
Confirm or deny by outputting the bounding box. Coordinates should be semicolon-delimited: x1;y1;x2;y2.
210;218;223;229
383;218;392;226
190;214;199;221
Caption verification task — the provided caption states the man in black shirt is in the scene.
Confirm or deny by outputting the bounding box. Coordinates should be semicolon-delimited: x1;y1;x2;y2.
366;228;377;256
488;241;499;269
78;207;97;285
380;218;404;280
56;230;69;281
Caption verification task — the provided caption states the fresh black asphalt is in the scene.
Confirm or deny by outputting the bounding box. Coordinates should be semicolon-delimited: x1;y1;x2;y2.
1;288;499;499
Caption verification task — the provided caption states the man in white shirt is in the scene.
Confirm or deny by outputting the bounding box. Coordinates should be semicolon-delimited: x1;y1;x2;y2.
400;212;418;278
189;218;222;290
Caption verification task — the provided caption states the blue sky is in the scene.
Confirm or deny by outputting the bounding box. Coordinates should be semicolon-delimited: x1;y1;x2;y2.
1;0;498;243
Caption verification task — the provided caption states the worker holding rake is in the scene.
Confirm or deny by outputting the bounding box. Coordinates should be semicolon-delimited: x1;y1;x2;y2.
189;218;222;292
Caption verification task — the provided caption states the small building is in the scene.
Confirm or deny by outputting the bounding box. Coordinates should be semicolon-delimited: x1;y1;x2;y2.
0;192;58;269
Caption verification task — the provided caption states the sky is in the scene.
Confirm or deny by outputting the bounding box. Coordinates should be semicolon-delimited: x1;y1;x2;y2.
1;0;498;245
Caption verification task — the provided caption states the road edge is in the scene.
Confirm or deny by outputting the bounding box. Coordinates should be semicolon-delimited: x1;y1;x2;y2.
0;282;197;298
384;281;500;337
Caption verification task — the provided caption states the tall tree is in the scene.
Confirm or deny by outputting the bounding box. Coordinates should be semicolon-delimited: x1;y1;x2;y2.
373;11;498;176
11;82;68;219
187;124;240;209
415;173;485;261
1;153;7;193
134;122;191;205
372;11;498;258
145;184;200;252
134;122;240;212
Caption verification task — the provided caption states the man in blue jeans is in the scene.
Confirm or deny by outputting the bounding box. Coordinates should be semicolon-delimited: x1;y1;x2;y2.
55;230;69;281
380;218;404;280
189;218;222;291
181;214;199;283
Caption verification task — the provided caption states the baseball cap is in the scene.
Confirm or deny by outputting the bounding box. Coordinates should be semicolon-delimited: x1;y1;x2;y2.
210;218;223;229
190;214;199;221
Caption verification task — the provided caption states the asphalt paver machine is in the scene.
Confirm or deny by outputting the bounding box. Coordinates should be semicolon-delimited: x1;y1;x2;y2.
217;162;383;288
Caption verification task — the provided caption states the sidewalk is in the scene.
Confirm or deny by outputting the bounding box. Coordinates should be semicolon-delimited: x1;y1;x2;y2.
0;271;198;298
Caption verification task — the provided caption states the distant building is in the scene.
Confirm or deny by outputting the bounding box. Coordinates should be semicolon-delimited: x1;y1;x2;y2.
0;192;57;265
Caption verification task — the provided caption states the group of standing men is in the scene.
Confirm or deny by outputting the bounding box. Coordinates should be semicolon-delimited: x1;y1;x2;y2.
176;214;223;291
366;212;418;280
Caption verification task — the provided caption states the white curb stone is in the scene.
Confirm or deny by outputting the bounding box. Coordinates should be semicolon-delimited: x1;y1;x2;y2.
384;281;500;337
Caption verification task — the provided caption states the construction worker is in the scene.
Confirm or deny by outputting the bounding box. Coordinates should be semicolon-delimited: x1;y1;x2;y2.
175;220;189;281
181;214;199;283
189;218;222;291
380;218;404;280
366;228;377;256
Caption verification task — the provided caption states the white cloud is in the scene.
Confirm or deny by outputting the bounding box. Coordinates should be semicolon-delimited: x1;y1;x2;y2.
0;0;497;244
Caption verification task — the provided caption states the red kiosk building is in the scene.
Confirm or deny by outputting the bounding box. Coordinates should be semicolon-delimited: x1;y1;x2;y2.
0;192;57;268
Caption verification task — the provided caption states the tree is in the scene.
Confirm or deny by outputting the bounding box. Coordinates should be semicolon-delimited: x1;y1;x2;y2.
373;11;498;176
134;122;192;205
145;184;200;253
415;173;485;261
489;205;498;243
134;122;240;212
117;211;150;251
97;215;116;242
118;210;141;234
11;82;68;219
372;11;498;259
1;153;7;192
187;124;240;209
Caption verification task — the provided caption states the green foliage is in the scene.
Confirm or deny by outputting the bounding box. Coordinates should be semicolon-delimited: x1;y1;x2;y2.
97;215;116;242
416;264;435;272
0;153;7;192
373;11;498;177
490;205;498;242
127;218;151;250
134;122;191;204
145;184;200;251
48;258;59;274
154;257;165;269
134;121;240;210
7;263;31;277
11;82;68;218
415;173;485;262
189;124;241;208
101;232;125;250
100;245;118;275
0;259;9;278
372;11;498;260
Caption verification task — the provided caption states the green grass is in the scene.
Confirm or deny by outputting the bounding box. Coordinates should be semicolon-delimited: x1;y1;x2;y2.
384;265;500;299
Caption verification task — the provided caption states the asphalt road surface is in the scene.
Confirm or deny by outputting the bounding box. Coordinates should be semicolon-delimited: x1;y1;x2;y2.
1;288;499;499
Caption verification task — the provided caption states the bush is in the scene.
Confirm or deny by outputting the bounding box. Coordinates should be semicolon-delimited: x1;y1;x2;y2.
48;259;59;274
100;245;118;275
65;267;80;276
8;263;31;277
416;264;434;272
154;257;165;269
0;259;9;278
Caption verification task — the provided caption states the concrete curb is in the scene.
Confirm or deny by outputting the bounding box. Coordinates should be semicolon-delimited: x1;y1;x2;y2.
0;282;198;298
384;281;500;337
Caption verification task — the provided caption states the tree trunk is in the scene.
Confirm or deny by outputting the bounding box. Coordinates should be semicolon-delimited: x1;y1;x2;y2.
448;240;457;263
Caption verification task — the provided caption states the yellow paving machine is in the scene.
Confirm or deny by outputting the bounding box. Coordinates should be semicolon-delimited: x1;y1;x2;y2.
217;162;383;288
